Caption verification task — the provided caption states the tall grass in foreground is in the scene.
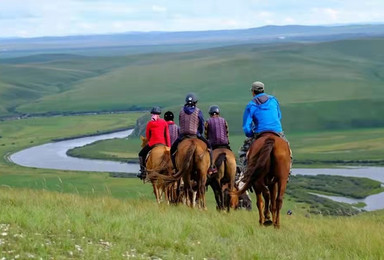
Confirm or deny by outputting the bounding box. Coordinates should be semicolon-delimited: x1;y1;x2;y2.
1;188;383;259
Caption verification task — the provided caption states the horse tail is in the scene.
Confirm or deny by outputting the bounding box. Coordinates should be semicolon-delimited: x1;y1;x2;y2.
214;152;227;169
148;143;196;184
179;142;196;176
233;138;275;196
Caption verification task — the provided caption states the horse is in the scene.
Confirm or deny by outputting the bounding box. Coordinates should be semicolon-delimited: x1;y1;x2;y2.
140;136;175;204
206;147;236;211
175;137;211;209
230;132;291;228
147;137;211;208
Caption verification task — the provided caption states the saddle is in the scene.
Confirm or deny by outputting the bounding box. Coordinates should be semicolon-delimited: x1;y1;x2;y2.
212;144;231;151
254;131;281;139
145;144;170;162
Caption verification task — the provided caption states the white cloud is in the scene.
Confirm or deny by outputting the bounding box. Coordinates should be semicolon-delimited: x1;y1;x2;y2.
0;0;383;37
152;5;167;13
312;8;339;21
283;17;296;24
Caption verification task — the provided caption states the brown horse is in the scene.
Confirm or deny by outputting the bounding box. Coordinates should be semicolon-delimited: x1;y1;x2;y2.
175;137;210;209
207;148;237;211
230;132;291;228
140;136;174;204
147;137;211;208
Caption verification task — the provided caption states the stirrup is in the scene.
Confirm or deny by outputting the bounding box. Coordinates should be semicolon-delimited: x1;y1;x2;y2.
137;169;147;180
208;166;218;175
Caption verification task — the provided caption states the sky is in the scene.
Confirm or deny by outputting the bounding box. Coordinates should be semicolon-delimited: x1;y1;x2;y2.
0;0;383;38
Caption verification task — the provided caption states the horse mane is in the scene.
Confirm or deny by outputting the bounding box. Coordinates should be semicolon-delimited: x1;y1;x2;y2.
235;138;275;196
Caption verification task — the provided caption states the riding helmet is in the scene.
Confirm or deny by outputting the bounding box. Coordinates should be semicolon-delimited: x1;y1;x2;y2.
185;93;198;105
164;111;174;121
209;105;220;115
150;106;161;115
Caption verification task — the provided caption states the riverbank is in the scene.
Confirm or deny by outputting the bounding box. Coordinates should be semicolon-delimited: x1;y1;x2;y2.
10;130;139;173
10;125;384;214
4;114;384;215
66;127;384;169
52;126;134;142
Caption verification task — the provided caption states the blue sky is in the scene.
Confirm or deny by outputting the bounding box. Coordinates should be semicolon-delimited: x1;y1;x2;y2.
0;0;383;38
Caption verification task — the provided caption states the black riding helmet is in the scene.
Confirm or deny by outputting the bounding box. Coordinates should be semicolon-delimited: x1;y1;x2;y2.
150;106;161;115
164;111;174;121
209;105;220;115
185;93;198;106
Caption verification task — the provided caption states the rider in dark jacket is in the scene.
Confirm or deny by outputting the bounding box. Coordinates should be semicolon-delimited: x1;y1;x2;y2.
164;111;180;146
170;93;217;174
204;105;230;150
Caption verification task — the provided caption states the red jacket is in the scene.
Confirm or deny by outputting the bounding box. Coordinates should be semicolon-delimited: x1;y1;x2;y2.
146;118;171;147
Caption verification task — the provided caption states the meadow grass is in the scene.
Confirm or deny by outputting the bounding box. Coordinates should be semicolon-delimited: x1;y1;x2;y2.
1;188;383;259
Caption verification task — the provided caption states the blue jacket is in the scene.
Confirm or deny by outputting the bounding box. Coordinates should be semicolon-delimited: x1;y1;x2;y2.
242;93;282;137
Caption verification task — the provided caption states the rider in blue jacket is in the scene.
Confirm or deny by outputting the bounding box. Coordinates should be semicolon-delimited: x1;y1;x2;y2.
239;81;291;171
242;92;282;137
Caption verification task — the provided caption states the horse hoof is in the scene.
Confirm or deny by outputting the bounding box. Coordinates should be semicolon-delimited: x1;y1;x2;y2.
263;220;273;226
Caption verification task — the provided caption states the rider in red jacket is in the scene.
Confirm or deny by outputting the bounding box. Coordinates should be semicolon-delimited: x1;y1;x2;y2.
137;106;170;179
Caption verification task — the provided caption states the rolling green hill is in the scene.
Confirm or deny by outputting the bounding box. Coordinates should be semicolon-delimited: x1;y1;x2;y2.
1;38;384;134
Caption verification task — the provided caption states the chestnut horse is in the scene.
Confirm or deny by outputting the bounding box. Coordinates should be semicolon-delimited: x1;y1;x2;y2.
207;148;236;211
231;132;291;228
176;137;211;209
147;137;211;208
140;136;175;204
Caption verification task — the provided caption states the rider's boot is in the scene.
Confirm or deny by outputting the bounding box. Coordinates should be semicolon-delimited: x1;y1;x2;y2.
171;152;178;173
207;149;217;175
137;157;146;180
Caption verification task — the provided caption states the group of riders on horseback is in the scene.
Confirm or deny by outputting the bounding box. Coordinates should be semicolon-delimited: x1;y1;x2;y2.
137;81;292;225
138;80;291;180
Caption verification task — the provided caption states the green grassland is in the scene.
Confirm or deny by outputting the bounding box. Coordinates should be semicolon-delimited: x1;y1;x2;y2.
1;37;384;258
1;188;384;259
1;38;384;135
0;113;383;258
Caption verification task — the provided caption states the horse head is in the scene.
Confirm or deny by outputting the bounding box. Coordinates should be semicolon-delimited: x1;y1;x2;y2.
140;135;148;148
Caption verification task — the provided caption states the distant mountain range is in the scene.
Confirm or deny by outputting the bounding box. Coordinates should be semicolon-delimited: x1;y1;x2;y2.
1;24;384;54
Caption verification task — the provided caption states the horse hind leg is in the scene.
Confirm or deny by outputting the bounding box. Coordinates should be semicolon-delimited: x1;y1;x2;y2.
255;191;265;226
153;183;161;204
263;189;273;226
274;179;288;228
211;181;224;210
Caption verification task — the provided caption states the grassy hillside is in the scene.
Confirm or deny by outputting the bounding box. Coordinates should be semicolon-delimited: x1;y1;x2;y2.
1;188;383;259
1;38;384;134
0;54;137;116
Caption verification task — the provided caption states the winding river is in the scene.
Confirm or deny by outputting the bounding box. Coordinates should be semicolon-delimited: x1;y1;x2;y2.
9;129;139;173
9;130;384;211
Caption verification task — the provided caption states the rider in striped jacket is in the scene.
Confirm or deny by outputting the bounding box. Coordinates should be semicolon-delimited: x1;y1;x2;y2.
170;93;217;174
204;105;230;150
164;111;179;146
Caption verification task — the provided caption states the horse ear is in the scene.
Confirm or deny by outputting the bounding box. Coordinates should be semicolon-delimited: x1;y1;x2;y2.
140;135;144;140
